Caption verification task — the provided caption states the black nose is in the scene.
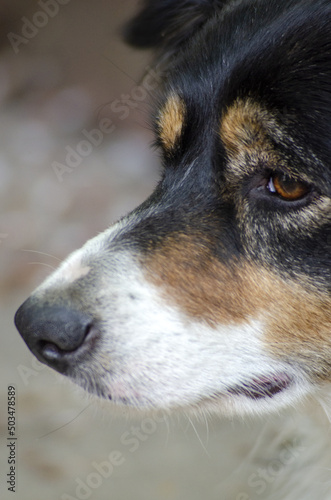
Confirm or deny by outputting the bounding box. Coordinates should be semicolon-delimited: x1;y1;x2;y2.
14;298;94;374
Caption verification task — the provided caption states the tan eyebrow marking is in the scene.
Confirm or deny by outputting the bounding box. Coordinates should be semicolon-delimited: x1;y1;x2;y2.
158;94;186;151
220;98;276;158
219;97;288;189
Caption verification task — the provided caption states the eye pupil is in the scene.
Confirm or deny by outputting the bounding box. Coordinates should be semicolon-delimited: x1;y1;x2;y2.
268;173;309;201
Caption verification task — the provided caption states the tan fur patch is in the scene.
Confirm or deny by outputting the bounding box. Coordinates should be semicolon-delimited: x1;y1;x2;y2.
143;233;331;377
219;98;286;185
144;241;253;326
158;94;185;151
142;232;274;326
220;98;274;156
265;283;331;379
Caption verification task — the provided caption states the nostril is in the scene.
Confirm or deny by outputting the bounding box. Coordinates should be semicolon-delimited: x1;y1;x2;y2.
38;321;93;360
38;340;63;362
82;321;93;342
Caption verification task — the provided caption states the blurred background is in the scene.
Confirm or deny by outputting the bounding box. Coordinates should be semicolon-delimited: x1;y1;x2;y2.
0;2;289;499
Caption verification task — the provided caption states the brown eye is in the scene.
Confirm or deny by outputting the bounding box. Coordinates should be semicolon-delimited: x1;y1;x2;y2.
267;173;310;201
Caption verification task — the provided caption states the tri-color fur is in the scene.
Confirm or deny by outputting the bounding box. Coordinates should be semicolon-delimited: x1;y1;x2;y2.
15;0;331;420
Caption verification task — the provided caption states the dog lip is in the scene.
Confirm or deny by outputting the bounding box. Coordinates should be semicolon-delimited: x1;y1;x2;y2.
227;373;293;400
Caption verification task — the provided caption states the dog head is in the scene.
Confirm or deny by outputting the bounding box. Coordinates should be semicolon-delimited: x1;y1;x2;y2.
15;0;331;416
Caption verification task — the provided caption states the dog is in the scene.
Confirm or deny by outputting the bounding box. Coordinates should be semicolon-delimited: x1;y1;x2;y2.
15;0;331;497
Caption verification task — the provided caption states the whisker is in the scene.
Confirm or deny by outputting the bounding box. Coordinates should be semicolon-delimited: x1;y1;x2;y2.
22;249;62;262
28;262;57;271
37;404;92;439
186;413;210;457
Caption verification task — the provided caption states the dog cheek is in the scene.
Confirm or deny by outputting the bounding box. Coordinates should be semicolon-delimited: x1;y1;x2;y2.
140;234;288;328
263;287;331;380
143;241;331;382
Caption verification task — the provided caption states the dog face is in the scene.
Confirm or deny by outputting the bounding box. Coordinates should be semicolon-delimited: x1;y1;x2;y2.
15;0;331;417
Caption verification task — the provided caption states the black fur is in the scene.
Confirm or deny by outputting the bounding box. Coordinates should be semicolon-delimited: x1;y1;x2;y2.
125;0;228;51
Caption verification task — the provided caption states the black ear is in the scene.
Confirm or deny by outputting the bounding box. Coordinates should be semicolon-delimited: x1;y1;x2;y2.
124;0;229;52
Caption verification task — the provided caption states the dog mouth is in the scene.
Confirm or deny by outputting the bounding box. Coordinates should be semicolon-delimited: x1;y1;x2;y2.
103;372;294;410
227;373;293;400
